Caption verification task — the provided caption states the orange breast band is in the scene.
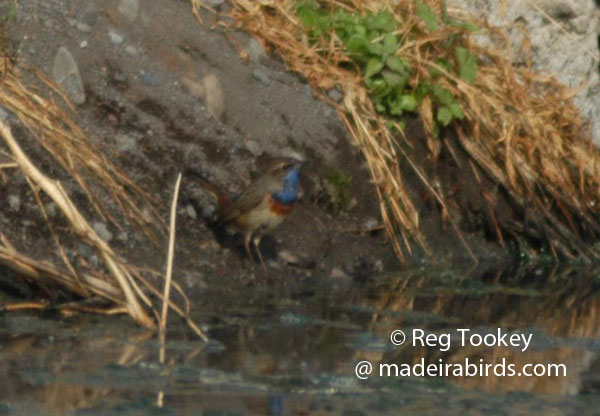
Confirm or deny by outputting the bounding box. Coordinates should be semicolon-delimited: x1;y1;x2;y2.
269;196;294;215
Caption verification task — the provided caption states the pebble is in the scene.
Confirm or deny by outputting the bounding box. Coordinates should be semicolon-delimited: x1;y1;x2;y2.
202;74;225;119
115;134;137;152
363;217;380;231
329;266;349;279
246;37;266;62
186;204;198;220
93;222;113;242
77;243;94;259
245;139;261;155
139;70;160;86
8;195;21;212
327;87;343;102
46;202;58;218
79;40;88;49
125;45;138;55
75;22;92;33
52;47;86;104
117;231;129;241
252;67;270;86
117;0;140;22
108;29;124;45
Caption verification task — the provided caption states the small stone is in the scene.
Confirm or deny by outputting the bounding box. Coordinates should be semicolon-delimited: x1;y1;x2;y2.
327;87;343;102
46;202;58;218
246;37;265;62
8;195;21;212
245;140;261;155
125;45;137;55
138;71;160;86
278;250;316;269
115;134;136;152
117;0;140;22
79;40;88;49
78;243;94;258
202;74;225;119
329;266;349;279
52;47;86;104
278;250;300;265
117;231;128;241
108;29;124;45
88;255;99;268
252;68;270;86
303;84;314;97
185;204;197;220
93;222;113;242
75;22;92;33
201;204;216;219
363;217;380;231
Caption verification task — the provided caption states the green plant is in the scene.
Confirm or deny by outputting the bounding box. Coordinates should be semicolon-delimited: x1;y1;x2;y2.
296;0;478;135
316;169;353;214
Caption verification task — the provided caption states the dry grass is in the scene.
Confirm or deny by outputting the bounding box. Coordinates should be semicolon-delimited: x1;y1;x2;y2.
209;0;600;262
0;51;206;338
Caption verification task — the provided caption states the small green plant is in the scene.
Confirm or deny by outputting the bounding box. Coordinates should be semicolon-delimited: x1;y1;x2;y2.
296;0;478;135
316;169;353;214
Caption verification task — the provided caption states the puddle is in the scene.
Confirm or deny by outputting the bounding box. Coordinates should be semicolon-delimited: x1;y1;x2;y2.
2;264;600;415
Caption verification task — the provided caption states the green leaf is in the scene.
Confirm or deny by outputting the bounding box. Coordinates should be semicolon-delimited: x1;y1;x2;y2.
374;11;395;32
437;106;453;126
399;95;417;111
370;78;387;92
382;70;403;88
386;56;408;74
365;58;384;78
347;34;367;53
416;2;438;32
449;102;464;119
456;47;477;83
375;103;386;112
383;33;398;55
367;41;384;55
432;84;454;106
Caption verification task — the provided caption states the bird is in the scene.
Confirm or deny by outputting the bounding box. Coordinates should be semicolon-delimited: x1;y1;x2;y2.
196;156;305;270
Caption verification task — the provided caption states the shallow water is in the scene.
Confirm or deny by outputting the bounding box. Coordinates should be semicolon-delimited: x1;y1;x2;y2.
2;264;600;415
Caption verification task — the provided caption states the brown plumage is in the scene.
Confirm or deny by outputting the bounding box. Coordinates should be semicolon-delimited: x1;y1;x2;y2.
199;157;304;269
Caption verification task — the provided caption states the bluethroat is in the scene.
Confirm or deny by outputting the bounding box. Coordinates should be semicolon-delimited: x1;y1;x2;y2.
198;157;304;270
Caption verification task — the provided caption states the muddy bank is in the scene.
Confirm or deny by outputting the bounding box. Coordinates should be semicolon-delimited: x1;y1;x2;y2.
0;0;524;311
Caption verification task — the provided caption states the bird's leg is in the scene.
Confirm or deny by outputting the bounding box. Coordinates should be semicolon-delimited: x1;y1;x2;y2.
244;232;256;268
253;234;267;272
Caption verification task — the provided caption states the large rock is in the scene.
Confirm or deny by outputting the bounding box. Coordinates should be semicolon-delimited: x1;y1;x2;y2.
448;0;600;144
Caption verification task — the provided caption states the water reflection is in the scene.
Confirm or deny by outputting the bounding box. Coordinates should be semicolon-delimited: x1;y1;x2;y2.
1;264;600;414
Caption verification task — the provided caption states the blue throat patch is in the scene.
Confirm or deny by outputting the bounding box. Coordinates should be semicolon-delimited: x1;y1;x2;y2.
272;166;300;205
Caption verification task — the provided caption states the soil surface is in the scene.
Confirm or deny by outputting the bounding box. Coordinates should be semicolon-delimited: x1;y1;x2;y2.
0;0;512;305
